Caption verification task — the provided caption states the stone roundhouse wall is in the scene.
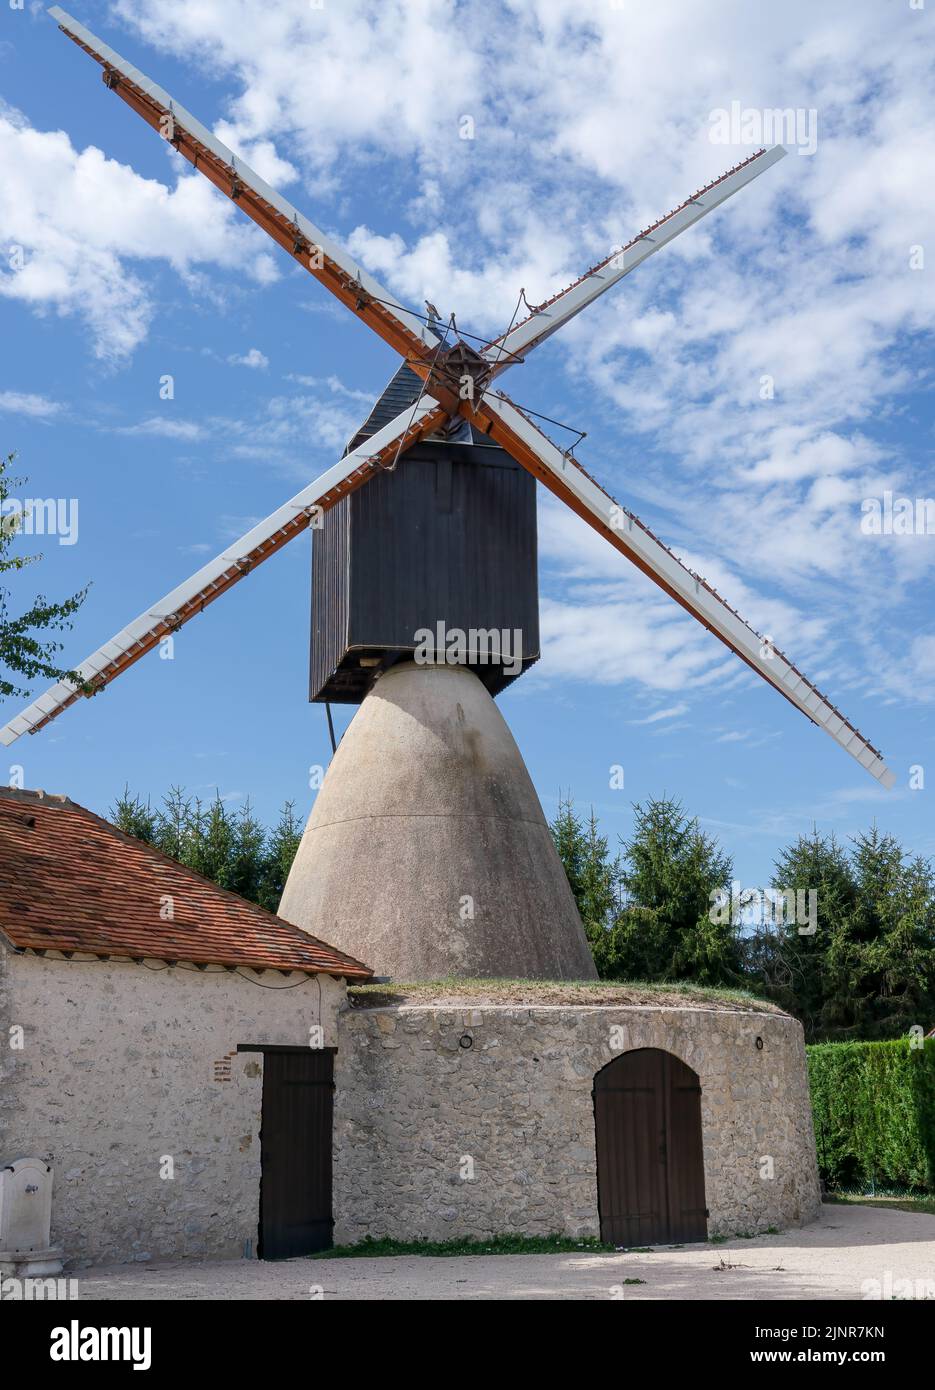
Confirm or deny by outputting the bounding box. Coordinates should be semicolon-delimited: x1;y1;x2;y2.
334;1003;821;1244
0;942;345;1268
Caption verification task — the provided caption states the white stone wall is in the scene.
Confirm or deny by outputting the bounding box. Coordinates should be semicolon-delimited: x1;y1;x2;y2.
0;941;345;1268
333;1004;821;1244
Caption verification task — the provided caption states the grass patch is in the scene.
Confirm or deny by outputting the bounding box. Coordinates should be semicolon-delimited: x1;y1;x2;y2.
709;1227;781;1243
825;1192;935;1217
312;1233;615;1259
348;976;781;1013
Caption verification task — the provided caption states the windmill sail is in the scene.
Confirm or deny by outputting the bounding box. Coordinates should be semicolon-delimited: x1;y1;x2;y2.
47;6;441;366
483;146;786;372
473;390;896;788
0;400;445;747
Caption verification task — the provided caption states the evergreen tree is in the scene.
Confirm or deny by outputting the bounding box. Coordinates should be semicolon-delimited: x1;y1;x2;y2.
109;786;158;844
551;796;623;974
749;824;935;1041
550;794;589;912
108;784;303;914
830;828;935;1039
750;828;857;1038
228;799;268;904
0;451;89;697
579;809;621;934
612;797;738;984
258;800;303;912
154;785;193;864
188;794;236;889
550;794;737;984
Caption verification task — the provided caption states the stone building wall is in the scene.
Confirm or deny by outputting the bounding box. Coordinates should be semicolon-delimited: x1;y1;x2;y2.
0;941;345;1268
334;1003;821;1244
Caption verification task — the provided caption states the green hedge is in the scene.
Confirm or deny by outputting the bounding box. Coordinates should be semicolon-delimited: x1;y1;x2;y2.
806;1038;935;1192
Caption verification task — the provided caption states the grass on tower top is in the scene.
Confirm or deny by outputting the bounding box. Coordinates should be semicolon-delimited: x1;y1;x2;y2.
348;977;782;1012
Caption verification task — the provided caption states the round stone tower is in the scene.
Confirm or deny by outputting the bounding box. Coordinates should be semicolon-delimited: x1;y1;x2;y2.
278;662;596;981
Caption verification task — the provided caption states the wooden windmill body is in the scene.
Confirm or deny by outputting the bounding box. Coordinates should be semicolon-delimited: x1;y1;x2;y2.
311;365;540;705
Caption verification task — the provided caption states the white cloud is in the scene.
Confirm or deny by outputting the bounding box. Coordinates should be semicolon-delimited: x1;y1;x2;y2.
879;633;935;703
0;390;62;419
117;418;206;440
630;705;689;725
0;103;278;362
538;590;737;694
228;348;269;370
537;494;824;686
105;373;373;475
257;391;364;456
285;374;372;404
114;0;484;180
345;223;576;336
212;124;299;188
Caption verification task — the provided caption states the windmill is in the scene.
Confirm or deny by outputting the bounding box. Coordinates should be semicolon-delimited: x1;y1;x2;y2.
3;8;896;979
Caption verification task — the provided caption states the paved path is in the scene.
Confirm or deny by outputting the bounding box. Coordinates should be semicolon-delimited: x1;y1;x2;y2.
73;1204;935;1301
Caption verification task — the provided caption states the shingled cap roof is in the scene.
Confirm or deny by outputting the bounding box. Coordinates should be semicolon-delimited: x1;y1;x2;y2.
0;788;372;979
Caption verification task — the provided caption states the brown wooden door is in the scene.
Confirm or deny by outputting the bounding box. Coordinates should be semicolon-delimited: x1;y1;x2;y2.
258;1049;334;1259
593;1048;707;1246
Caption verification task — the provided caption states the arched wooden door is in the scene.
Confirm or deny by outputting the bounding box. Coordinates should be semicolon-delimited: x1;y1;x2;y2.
593;1048;707;1246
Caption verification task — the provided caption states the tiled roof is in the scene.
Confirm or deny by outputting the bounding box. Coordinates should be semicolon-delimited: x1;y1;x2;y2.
0;788;372;979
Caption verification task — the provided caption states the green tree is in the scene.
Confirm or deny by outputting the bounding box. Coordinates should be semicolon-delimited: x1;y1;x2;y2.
108;784;303;913
227;799;268;903
110;786;159;844
748;828;858;1038
550;794;737;984
187;794;237;888
827;828;935;1040
749;825;935;1041
257;800;303;912
612;797;738;984
0;451;89;697
550;795;622;973
550;793;589;912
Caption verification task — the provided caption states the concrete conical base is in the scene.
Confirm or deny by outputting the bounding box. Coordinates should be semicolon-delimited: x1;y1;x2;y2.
279;663;597;981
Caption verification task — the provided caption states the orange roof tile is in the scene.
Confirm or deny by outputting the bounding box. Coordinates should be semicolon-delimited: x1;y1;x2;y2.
0;788;372;979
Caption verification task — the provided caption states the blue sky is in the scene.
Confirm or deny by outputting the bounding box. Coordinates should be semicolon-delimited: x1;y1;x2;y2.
0;0;932;892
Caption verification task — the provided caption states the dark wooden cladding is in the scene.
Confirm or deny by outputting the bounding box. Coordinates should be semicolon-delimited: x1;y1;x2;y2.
310;438;540;704
593;1048;707;1247
311;491;351;701
258;1049;334;1259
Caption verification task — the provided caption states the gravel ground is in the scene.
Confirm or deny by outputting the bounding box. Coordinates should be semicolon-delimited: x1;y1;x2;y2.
67;1204;935;1301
